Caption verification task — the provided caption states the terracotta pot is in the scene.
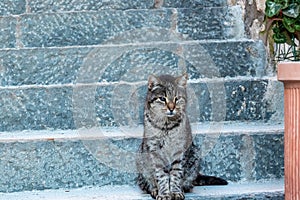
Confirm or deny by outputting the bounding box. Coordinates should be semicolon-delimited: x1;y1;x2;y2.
278;62;300;200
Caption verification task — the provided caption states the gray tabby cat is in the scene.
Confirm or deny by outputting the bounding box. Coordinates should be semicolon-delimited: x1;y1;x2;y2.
136;73;227;200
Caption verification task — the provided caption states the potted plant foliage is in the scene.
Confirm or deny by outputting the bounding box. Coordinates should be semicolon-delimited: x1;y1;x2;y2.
263;0;300;61
263;1;300;199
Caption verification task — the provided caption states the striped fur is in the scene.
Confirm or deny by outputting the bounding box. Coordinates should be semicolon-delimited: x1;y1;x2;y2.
136;74;227;200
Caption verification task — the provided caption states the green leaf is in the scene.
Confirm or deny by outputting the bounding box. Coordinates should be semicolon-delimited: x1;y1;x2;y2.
273;31;286;43
272;25;287;43
276;0;289;9
266;0;283;17
283;16;296;32
283;3;300;18
295;24;300;31
273;26;281;34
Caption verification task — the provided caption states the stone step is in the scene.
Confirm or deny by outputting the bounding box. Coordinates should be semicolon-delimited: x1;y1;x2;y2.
0;180;284;200
0;78;283;132
28;0;229;13
0;0;26;16
0;6;244;48
0;0;228;16
0;122;284;193
0;40;265;87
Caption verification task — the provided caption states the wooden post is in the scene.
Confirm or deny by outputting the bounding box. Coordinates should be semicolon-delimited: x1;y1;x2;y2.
278;62;300;200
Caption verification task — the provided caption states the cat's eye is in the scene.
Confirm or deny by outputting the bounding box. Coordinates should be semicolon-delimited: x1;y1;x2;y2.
159;97;166;102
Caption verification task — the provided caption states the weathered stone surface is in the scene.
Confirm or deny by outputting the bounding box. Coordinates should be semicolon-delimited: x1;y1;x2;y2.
0;0;26;16
0;17;17;48
0;140;136;193
196;132;284;182
20;9;171;47
200;41;266;78
225;80;270;121
0;48;90;86
0;130;284;193
253;133;284;180
0;79;281;132
195;134;243;182
0;41;266;86
163;0;227;8
0;87;75;132
177;6;244;40
27;0;228;13
28;0;153;12
19;7;242;47
75;40;265;82
94;80;275;127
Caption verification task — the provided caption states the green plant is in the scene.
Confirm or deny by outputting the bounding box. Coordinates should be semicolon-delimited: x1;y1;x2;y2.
263;0;300;61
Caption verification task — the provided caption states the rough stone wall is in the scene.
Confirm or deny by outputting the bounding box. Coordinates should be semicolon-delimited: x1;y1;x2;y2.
229;0;279;73
229;0;266;40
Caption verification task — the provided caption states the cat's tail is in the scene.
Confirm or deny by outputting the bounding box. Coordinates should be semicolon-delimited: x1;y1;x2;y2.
193;174;228;186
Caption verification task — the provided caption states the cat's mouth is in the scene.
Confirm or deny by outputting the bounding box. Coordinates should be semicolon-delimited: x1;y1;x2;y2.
166;110;177;117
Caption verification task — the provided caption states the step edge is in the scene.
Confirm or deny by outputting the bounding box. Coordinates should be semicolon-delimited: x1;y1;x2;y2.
0;179;284;199
0;38;260;52
0;75;279;91
0;122;284;143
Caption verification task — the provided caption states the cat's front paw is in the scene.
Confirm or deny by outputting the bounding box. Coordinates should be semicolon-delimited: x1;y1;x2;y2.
172;192;185;200
150;189;158;199
156;194;172;200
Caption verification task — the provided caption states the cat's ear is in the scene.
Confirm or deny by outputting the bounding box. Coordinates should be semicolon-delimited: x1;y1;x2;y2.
176;73;188;88
148;74;160;91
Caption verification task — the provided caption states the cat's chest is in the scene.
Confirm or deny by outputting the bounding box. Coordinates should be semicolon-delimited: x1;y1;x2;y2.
152;127;186;152
144;118;191;153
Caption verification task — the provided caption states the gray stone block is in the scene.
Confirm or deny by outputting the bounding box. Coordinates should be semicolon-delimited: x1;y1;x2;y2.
0;48;90;86
195;134;243;182
0;0;26;16
253;134;284;180
0;41;266;86
27;0;227;13
177;6;244;40
0;17;17;48
196;132;284;183
82;41;266;81
28;0;153;12
19;7;242;47
94;80;277;127
200;41;266;78
0;129;284;193
0;140;136;192
0;87;75;132
0;79;281;132
163;0;227;8
224;80;270;121
20;10;171;47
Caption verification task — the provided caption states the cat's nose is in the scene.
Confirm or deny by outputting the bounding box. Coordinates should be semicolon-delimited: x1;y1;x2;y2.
167;102;175;111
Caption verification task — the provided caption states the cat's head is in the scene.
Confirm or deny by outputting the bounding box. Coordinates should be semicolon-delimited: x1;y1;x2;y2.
146;73;188;120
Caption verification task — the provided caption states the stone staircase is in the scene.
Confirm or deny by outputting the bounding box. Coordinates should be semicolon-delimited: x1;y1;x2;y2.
0;0;284;199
